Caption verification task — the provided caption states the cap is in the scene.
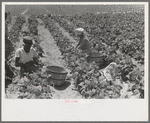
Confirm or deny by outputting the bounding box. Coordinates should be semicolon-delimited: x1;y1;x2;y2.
75;28;84;35
23;36;33;46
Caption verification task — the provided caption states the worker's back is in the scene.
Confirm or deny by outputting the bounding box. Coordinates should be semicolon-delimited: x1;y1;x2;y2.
80;38;90;51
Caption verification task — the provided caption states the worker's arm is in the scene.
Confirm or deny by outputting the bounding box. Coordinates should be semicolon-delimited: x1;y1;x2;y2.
75;40;82;48
78;39;86;49
33;57;39;65
32;49;39;65
75;42;80;48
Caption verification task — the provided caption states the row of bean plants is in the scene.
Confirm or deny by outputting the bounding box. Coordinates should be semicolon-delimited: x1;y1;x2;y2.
40;14;144;99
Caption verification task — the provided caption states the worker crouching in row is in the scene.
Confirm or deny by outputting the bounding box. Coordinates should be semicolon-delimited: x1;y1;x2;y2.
75;28;92;55
15;36;39;77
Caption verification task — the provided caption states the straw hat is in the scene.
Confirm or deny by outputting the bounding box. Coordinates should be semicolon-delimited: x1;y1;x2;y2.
75;28;84;35
23;36;33;46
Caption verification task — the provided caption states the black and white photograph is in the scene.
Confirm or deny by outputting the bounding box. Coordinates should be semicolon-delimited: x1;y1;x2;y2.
2;2;149;121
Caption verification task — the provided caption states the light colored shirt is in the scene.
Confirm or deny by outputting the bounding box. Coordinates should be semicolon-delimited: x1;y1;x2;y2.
15;47;38;64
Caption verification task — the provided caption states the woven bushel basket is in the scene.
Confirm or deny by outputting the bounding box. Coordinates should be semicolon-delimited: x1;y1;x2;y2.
46;66;68;86
87;52;104;66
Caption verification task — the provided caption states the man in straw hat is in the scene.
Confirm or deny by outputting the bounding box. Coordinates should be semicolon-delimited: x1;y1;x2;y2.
75;28;92;55
15;36;39;77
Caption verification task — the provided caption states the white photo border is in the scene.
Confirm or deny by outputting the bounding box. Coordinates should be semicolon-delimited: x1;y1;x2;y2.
2;2;149;121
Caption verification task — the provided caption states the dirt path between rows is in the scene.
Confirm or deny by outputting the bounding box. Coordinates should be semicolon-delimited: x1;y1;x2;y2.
37;21;83;99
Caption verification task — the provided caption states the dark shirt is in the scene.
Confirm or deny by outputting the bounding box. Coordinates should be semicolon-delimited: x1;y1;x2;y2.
78;38;90;51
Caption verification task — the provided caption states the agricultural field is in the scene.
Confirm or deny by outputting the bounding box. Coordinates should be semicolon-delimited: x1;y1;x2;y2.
5;5;145;99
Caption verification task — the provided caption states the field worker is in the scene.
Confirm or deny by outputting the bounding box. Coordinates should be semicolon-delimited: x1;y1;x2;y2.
75;28;92;55
15;36;39;77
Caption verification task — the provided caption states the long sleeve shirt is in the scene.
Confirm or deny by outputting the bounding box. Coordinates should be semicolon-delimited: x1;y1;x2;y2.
78;38;90;51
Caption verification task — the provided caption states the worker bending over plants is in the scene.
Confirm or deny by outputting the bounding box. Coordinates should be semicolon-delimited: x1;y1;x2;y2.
75;28;92;55
15;36;39;77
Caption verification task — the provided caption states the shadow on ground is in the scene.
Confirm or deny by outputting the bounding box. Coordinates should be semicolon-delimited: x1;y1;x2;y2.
54;81;71;90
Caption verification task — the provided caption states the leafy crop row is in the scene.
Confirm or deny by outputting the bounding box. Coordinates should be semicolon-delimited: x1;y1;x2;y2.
66;12;144;63
50;13;144;64
5;12;144;99
5;14;52;99
6;16;26;60
28;15;38;36
7;16;26;43
40;15;144;99
52;15;119;65
51;14;144;84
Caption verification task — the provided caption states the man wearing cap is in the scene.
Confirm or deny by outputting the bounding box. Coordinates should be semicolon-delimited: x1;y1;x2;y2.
75;28;92;54
15;36;39;77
